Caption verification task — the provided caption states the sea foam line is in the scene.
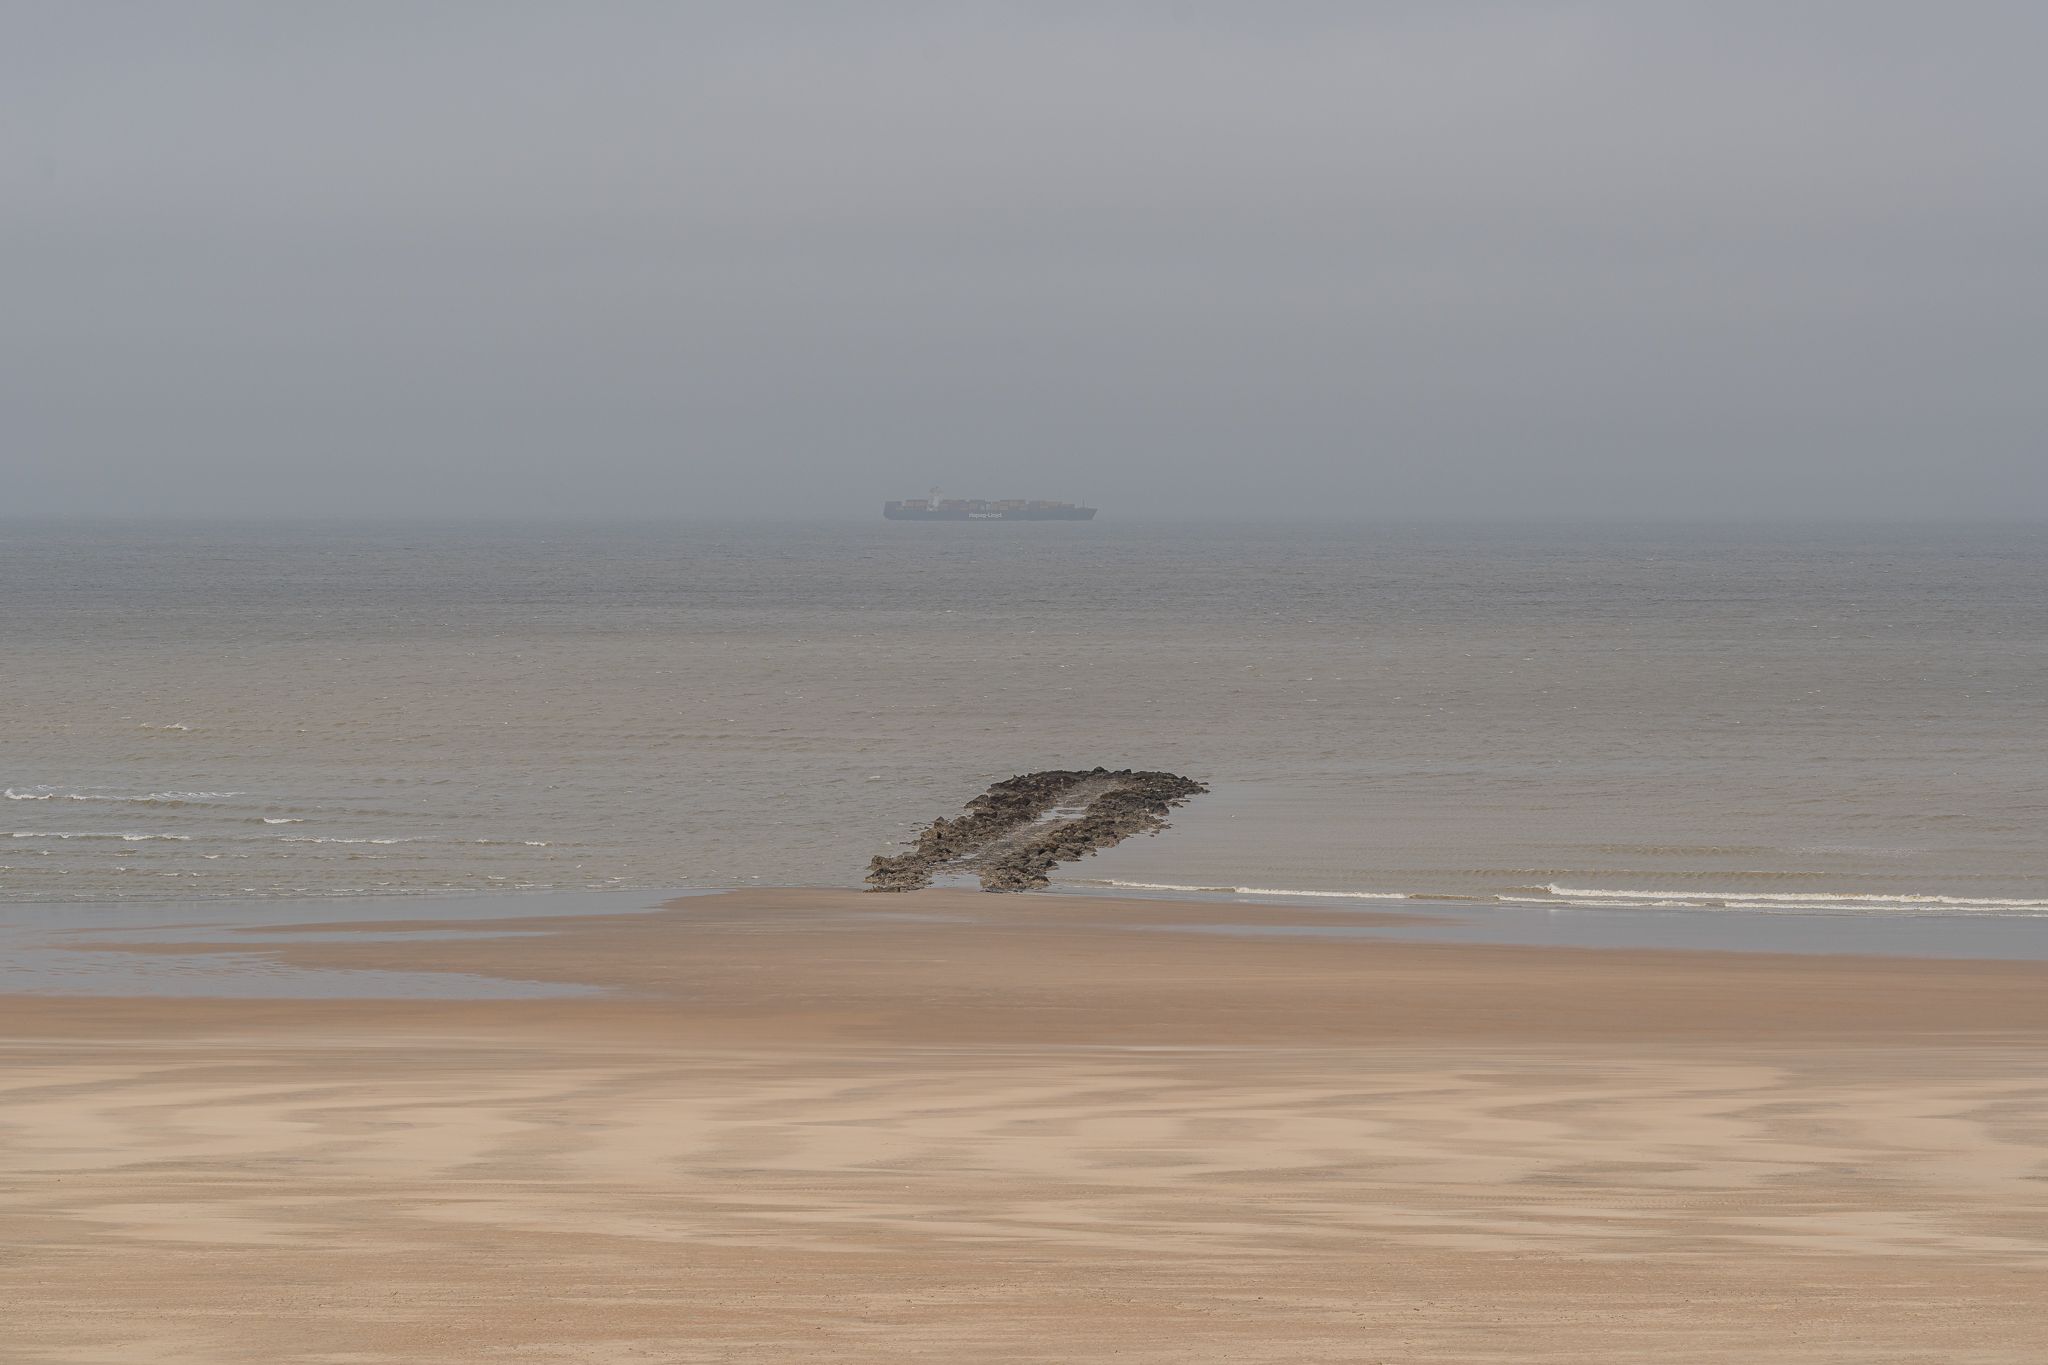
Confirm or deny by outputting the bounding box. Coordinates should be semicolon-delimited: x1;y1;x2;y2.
7;831;193;841
8;828;549;848
1542;884;2048;910
1078;878;2048;915
5;788;243;803
1083;879;1411;900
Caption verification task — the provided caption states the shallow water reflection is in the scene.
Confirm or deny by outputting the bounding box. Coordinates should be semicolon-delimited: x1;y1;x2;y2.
1133;894;2048;960
0;889;696;997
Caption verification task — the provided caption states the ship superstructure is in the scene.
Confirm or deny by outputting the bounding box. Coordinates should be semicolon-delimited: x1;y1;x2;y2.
884;487;1096;521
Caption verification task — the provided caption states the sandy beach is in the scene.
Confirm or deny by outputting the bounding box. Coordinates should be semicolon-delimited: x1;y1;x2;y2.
5;888;2047;1363
16;2;2047;1358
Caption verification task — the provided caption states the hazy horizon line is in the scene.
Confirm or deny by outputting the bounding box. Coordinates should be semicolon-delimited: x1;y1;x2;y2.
5;513;2043;528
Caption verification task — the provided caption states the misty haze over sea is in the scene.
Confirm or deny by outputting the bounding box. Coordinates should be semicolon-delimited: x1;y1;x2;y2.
6;7;2045;917
8;6;2046;522
11;10;2048;1363
4;519;2042;916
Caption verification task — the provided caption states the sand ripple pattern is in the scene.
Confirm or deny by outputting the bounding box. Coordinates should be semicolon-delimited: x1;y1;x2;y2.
5;1040;2047;1361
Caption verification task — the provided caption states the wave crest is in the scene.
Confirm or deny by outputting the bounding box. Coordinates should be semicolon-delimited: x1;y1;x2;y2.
7;831;193;841
1069;878;2048;916
1542;884;2048;911
1079;879;1411;900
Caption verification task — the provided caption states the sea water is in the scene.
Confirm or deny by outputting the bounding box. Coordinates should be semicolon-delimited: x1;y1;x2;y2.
4;520;2043;920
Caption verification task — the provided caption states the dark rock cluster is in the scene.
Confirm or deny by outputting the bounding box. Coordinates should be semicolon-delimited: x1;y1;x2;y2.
866;768;1208;893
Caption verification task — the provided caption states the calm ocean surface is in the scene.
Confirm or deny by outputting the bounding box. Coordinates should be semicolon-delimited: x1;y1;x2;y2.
4;520;2044;918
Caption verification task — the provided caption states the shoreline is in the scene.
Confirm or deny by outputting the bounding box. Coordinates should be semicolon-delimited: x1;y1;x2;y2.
4;888;2047;1360
8;880;2048;1007
8;886;2047;1033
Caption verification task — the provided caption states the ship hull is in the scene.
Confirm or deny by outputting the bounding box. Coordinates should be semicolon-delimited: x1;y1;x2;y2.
884;506;1096;520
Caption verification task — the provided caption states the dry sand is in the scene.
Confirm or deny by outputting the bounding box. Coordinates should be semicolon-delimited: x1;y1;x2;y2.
4;888;2046;1363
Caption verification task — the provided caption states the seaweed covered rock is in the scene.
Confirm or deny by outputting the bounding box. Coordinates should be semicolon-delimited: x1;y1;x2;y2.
866;769;1207;893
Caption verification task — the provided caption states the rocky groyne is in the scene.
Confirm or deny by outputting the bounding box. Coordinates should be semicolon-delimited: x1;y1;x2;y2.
866;768;1207;893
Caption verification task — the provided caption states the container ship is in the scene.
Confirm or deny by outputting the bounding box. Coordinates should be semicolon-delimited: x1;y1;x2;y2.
884;488;1096;521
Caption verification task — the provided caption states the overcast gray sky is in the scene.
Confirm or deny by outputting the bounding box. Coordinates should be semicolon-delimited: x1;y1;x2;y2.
4;2;2043;518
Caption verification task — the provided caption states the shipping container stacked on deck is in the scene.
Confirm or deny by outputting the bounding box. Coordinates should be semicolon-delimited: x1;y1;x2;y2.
883;495;1098;519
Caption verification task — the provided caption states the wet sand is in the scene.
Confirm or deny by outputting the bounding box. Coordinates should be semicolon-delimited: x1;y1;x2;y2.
5;888;2048;1362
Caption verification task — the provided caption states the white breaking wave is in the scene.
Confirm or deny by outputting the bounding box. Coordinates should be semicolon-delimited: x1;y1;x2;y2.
7;831;192;841
277;835;548;846
1542;884;2048;911
1084;879;1412;900
1224;885;1413;900
132;790;242;802
8;827;542;849
260;817;305;824
5;788;241;803
1074;878;2048;916
1497;894;1708;908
